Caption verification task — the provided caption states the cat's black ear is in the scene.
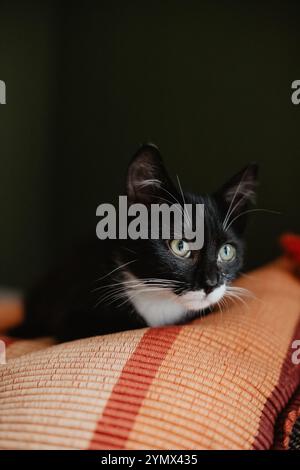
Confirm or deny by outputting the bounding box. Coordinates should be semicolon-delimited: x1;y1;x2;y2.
215;163;259;232
126;143;177;204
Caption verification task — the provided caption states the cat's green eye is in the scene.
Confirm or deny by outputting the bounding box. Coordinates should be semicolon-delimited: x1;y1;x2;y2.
218;244;236;262
170;240;191;258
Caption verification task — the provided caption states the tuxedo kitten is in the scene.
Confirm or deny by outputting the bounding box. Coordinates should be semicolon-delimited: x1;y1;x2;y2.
10;144;258;342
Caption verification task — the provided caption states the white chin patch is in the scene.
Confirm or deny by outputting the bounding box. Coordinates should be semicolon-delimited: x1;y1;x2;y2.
178;284;226;311
124;273;226;327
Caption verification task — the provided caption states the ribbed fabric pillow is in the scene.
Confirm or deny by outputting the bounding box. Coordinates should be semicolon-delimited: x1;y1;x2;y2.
0;258;300;449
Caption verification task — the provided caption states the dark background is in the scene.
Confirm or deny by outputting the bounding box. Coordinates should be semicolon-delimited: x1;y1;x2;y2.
0;0;300;288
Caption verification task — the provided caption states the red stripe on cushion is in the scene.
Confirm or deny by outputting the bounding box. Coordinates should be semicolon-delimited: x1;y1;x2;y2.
252;319;300;450
273;384;300;449
89;326;181;450
0;336;16;348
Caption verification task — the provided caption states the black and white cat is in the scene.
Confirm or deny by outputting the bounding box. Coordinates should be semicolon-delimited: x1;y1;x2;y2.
10;144;258;342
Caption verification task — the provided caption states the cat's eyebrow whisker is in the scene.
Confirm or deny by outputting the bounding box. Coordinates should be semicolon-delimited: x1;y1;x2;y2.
149;192;183;211
159;185;191;232
176;174;192;229
225;208;281;232
159;185;182;207
137;179;162;189
148;192;188;238
149;194;186;228
222;168;249;230
161;188;188;230
94;259;137;283
223;180;257;231
223;192;249;231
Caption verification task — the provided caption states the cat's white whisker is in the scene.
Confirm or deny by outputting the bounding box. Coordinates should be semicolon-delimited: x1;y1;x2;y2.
95;259;137;283
224;291;249;311
216;299;224;321
102;288;165;307
226;286;253;298
94;278;183;292
115;287;172;309
96;282;173;304
158;185;189;232
94;275;183;309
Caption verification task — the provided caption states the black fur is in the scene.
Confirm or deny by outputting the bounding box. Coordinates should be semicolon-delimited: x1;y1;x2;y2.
10;144;258;342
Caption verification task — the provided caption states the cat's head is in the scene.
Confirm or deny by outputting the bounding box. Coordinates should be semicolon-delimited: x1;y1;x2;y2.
118;143;258;326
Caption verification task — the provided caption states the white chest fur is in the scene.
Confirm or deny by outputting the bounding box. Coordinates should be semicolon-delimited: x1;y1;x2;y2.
127;286;186;327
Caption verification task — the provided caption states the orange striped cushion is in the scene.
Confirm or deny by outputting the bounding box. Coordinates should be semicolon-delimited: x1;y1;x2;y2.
0;257;300;449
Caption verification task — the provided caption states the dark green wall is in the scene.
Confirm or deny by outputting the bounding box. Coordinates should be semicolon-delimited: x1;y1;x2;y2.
1;1;300;287
0;1;60;286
